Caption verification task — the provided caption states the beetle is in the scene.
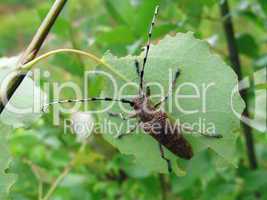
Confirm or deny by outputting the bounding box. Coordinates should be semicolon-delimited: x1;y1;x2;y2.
44;5;222;172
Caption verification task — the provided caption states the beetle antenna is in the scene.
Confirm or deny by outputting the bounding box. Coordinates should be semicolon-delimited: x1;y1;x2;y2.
139;5;159;96
42;97;134;112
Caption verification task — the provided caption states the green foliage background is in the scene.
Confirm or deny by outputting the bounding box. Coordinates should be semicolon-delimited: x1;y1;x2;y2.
0;0;266;199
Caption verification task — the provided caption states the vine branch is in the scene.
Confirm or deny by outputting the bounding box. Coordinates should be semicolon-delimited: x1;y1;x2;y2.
220;0;257;169
0;0;68;114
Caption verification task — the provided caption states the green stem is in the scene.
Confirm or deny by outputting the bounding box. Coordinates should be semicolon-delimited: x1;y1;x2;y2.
0;0;67;114
42;142;87;200
19;0;68;65
19;48;128;82
220;0;257;169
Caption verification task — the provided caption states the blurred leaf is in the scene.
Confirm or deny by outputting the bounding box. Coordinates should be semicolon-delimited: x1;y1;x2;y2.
240;10;266;30
0;124;17;199
153;23;177;38
104;0;135;26
200;177;238;200
60;173;87;187
52;17;71;39
97;26;135;45
0;10;38;55
8;159;38;199
133;0;160;36
178;0;216;28
258;0;267;14
254;54;267;69
237;33;259;58
242;170;267;191
50;54;84;76
172;151;216;193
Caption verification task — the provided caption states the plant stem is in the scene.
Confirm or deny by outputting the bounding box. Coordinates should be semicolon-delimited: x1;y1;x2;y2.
19;0;68;65
42;142;87;200
0;0;67;114
23;158;44;200
19;48;128;82
38;182;43;200
159;174;169;200
42;162;74;200
220;0;257;169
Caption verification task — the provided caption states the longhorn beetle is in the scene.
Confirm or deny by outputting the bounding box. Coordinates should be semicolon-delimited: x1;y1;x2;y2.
44;5;222;173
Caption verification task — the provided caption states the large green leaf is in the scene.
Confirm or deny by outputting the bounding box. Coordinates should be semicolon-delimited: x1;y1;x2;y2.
98;32;244;175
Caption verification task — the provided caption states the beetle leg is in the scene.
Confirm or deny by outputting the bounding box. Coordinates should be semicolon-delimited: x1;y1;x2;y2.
146;86;151;97
159;143;172;173
117;123;140;139
108;112;128;120
134;59;140;78
108;112;137;120
154;68;180;108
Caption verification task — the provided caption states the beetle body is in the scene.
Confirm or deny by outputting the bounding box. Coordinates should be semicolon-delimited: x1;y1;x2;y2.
132;96;193;160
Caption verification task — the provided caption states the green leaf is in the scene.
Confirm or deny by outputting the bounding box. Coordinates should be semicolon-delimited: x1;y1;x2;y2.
50;53;84;76
254;54;267;69
98;32;244;175
239;10;266;30
96;26;135;45
237;33;259;58
200;177;238;200
242;170;267;191
178;0;216;28
133;0;160;36
258;0;267;14
104;0;161;37
104;0;135;26
172;150;216;193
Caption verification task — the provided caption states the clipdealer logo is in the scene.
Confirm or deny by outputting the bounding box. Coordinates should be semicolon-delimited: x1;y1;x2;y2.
231;67;267;133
